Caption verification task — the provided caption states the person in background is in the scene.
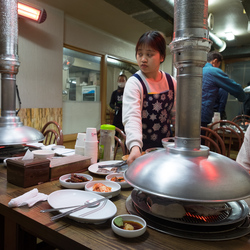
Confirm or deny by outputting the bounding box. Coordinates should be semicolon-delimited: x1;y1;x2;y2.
123;31;176;165
243;81;250;116
109;74;127;131
236;125;250;172
201;51;246;128
213;88;228;120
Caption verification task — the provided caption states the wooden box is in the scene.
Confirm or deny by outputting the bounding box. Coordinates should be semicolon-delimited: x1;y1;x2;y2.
6;158;50;188
49;155;91;180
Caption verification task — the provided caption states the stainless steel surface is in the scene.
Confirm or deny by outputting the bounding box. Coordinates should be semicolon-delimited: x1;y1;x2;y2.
130;189;249;226
41;205;83;213
126;195;250;241
125;149;250;202
98;161;127;168
0;0;44;145
125;0;250;203
41;199;101;213
50;196;111;221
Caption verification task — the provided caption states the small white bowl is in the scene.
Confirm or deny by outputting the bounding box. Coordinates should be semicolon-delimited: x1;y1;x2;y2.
59;173;93;189
85;180;121;198
106;173;131;189
33;150;55;159
111;214;147;238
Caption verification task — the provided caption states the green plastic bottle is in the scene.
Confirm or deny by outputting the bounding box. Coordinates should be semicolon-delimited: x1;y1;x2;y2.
99;124;115;161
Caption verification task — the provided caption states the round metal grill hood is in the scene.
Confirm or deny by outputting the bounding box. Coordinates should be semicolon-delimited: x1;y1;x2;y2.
125;148;250;203
124;0;250;203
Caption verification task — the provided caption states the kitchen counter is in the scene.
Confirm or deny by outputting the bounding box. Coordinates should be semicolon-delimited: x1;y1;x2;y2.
0;163;250;250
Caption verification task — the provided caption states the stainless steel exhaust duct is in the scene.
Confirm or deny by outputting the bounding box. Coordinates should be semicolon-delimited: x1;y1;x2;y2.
0;0;44;145
124;0;250;203
142;0;227;52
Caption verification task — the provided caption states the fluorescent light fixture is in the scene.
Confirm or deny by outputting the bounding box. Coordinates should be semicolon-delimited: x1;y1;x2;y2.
18;1;47;23
225;32;235;41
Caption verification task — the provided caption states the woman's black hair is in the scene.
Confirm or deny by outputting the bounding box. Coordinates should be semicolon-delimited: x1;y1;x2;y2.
135;31;166;63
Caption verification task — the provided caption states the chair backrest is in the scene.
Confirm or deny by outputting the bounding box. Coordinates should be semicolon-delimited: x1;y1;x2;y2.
200;126;226;155
41;121;63;145
208;122;242;159
232;115;250;131
114;136;126;160
208;120;244;143
115;127;128;154
106;108;114;125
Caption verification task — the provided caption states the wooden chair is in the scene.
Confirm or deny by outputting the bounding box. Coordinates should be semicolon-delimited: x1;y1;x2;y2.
200;126;226;155
106;108;114;125
208;120;244;142
114;136;126;160
115;127;128;155
41;121;63;145
232;115;250;132
208;121;243;159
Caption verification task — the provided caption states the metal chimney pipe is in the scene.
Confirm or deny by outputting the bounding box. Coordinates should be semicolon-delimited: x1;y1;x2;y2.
0;0;20;118
0;0;44;145
169;0;211;153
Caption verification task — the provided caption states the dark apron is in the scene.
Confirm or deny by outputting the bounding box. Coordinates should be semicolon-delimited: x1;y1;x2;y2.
134;73;174;151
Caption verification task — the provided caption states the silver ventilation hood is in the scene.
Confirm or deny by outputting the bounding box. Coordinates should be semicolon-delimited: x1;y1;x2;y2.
0;0;44;145
124;0;250;203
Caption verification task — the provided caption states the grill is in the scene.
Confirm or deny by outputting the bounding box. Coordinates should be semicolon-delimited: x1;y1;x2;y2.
124;0;250;241
126;189;250;241
181;211;229;224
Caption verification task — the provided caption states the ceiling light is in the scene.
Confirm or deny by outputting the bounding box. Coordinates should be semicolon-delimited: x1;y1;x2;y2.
18;1;47;23
225;32;235;41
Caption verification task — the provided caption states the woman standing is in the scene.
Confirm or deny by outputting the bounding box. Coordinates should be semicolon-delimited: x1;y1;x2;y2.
123;31;176;165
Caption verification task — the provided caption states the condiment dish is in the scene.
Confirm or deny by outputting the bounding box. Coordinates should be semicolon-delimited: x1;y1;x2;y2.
105;173;131;189
59;173;93;189
85;180;121;198
111;214;147;238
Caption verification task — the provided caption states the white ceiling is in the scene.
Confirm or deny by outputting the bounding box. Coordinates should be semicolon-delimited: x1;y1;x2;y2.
37;0;250;57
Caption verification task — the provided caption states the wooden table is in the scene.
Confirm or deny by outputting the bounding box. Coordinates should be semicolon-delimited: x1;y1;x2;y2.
1;164;250;250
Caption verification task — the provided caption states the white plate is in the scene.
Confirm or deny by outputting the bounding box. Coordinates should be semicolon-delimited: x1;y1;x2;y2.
106;173;132;189
88;160;124;176
85;180;121;198
47;189;117;224
59;173;93;189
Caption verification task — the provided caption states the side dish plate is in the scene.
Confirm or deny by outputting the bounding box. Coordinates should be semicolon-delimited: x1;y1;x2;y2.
88;160;126;175
48;189;117;224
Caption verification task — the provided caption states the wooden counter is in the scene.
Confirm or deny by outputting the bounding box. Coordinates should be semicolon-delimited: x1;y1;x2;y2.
0;164;250;250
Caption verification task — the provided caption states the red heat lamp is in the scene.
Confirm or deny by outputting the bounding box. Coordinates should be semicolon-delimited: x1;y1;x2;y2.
18;1;47;23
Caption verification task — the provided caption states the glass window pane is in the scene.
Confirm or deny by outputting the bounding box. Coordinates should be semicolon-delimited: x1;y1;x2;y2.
63;48;101;102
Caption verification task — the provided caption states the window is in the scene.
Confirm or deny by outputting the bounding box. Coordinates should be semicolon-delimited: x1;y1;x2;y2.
62;47;101;102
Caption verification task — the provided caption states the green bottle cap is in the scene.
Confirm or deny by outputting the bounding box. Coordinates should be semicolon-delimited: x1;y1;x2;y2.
100;124;115;130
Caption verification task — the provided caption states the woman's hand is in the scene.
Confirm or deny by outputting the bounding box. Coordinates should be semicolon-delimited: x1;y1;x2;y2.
127;146;141;166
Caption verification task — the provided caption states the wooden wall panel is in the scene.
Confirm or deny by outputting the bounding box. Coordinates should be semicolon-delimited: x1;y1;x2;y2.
17;108;63;131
